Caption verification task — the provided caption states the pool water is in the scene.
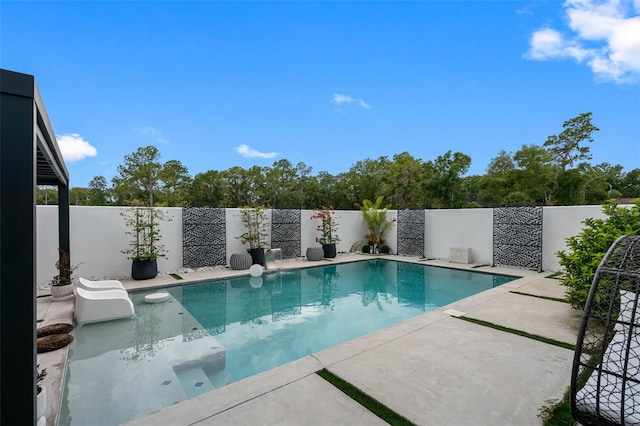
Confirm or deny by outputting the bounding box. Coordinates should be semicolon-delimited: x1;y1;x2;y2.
58;259;516;425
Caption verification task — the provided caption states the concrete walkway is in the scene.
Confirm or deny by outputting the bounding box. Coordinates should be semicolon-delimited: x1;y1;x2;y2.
38;256;581;426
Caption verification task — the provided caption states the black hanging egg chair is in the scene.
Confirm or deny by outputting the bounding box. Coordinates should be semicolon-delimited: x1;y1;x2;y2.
571;235;640;425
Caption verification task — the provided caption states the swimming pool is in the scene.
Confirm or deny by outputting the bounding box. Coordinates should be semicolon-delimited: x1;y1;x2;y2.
57;259;516;425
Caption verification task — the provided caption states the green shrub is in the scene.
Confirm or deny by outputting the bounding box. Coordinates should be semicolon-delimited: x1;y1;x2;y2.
557;201;640;311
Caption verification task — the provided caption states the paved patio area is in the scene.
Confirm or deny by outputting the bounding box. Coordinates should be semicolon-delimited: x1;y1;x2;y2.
37;255;581;426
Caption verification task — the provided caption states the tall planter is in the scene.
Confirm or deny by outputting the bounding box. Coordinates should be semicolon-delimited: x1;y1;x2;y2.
323;243;337;259
51;284;74;301
311;206;340;257
248;248;265;265
50;249;77;301
121;208;170;279
132;259;158;280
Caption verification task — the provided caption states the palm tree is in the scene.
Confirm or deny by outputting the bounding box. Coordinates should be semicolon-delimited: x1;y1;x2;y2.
360;196;396;250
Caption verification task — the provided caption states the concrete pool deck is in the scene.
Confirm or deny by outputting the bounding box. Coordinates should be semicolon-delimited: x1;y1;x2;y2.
37;255;581;425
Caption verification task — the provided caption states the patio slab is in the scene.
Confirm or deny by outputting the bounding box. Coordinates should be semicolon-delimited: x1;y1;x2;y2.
452;291;582;346
327;317;574;426
192;374;387;426
514;277;568;300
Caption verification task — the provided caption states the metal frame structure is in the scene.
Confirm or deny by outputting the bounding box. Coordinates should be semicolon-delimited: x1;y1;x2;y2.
0;69;70;424
571;235;640;425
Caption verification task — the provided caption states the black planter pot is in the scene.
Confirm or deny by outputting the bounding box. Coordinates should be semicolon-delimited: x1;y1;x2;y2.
132;259;158;280
248;248;265;265
322;243;337;259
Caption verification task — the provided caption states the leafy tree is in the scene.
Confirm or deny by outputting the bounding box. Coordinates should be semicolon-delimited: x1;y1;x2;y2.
345;157;390;206
70;187;91;205
574;162;623;205
112;145;162;206
544;112;599;205
88;176;110;205
478;150;517;205
385;152;425;208
264;159;299;208
425;151;471;208
503;191;534;206
37;186;58;205
557;201;640;310
544;112;598;171
512;144;554;204
487;150;515;175
306;171;340;208
189;170;228;206
223;165;266;207
158;159;191;206
295;161;313;209
619;168;640;198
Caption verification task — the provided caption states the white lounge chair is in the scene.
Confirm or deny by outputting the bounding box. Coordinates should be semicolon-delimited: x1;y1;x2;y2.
75;287;135;326
78;277;125;291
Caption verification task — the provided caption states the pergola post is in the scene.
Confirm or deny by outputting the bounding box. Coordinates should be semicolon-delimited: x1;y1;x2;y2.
58;184;71;276
1;69;70;424
0;69;38;424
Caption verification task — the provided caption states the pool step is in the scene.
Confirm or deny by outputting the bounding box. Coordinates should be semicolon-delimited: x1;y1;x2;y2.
175;367;215;398
209;369;233;389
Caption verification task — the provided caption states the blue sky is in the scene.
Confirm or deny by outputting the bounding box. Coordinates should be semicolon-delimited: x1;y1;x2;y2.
2;0;639;188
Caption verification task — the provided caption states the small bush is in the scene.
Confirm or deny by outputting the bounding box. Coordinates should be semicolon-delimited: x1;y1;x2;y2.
380;245;390;254
557;201;640;311
362;245;370;254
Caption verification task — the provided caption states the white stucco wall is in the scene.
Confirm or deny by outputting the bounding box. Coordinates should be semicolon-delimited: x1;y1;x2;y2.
36;206;182;288
541;205;608;271
36;204;618;288
425;208;494;264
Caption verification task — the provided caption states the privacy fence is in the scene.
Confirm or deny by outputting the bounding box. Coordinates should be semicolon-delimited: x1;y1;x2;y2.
36;205;612;287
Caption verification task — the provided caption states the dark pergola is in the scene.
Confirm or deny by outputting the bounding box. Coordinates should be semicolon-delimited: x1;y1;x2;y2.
0;69;70;424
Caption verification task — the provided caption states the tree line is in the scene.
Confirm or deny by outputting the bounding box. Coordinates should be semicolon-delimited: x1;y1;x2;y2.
38;112;639;209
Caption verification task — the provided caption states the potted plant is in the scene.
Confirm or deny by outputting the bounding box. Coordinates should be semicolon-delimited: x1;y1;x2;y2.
50;249;78;301
237;206;270;265
311;206;341;258
360;196;396;255
121;207;171;280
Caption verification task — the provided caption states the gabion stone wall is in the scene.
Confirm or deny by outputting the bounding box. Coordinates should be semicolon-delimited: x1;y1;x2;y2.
397;209;425;257
271;209;301;259
493;206;543;271
183;207;226;268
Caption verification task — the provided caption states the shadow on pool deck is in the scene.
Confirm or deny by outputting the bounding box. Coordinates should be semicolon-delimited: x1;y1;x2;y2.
38;255;580;426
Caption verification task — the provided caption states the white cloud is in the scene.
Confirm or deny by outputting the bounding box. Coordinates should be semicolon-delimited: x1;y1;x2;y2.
137;125;169;144
56;133;98;162
332;93;371;110
235;144;279;159
525;0;640;83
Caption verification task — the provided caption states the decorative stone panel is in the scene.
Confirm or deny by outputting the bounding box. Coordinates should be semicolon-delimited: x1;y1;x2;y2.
397;209;425;257
183;207;226;268
271;209;301;259
493;206;543;271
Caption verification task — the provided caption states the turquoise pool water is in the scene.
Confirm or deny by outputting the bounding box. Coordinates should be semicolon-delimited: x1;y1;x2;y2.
58;259;516;425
